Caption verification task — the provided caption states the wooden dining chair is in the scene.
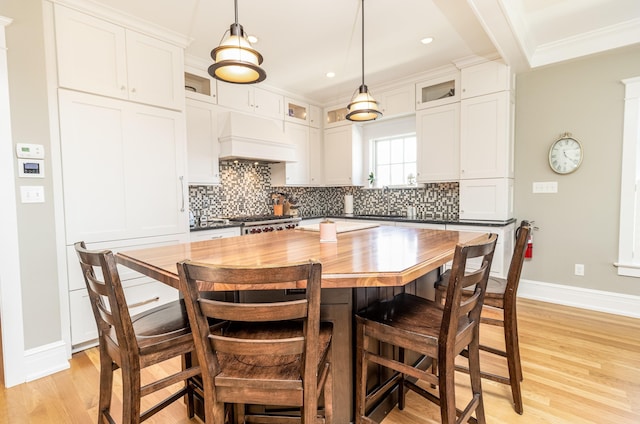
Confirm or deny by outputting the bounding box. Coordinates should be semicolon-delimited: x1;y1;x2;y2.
355;233;498;424
177;259;333;424
434;222;531;414
74;242;201;424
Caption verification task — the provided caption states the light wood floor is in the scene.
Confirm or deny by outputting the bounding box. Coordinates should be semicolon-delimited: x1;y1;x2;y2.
1;298;639;423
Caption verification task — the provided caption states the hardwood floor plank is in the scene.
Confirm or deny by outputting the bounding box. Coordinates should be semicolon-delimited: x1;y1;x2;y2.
0;298;638;423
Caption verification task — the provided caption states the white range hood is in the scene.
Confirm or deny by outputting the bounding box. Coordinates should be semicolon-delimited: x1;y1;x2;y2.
218;112;295;163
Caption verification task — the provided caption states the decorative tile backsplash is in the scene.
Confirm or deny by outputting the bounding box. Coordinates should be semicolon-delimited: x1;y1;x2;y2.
189;162;459;220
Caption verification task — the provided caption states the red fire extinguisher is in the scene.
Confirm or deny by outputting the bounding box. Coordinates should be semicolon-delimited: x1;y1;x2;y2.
525;230;533;259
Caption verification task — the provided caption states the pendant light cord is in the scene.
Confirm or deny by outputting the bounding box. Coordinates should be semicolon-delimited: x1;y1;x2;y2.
234;0;239;25
360;0;365;86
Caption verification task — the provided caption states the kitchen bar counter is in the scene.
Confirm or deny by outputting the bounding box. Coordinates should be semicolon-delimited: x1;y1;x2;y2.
115;226;488;423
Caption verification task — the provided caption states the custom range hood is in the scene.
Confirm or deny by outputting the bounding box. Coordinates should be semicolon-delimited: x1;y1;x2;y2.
218;112;295;163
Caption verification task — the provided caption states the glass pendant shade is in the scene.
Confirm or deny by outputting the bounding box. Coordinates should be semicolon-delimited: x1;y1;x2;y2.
346;84;382;121
208;5;266;84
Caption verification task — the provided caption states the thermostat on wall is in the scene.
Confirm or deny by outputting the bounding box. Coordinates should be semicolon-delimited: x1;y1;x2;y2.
18;159;45;178
16;143;45;159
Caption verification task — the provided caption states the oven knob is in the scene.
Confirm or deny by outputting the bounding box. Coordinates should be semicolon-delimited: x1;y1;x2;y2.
276;226;283;231
252;228;260;233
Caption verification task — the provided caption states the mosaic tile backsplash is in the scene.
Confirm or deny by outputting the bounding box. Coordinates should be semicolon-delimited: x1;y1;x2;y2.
189;162;459;220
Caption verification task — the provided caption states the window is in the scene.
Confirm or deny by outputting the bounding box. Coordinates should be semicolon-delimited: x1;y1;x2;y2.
372;134;416;187
617;76;640;277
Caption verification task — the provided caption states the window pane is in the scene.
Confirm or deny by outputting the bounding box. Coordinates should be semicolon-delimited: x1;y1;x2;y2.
377;164;391;187
390;164;404;185
404;137;416;162
406;163;417;184
390;140;403;164
377;140;390;165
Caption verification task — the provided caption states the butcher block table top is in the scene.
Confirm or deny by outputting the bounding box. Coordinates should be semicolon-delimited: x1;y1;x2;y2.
116;225;488;291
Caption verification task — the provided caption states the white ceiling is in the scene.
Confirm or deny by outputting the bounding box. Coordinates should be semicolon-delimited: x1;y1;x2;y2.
82;0;640;104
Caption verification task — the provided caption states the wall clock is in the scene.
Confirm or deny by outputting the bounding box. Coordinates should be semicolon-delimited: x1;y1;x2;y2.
548;133;583;174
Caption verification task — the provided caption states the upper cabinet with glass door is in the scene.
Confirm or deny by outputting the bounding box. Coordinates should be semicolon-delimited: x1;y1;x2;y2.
415;72;460;110
284;97;309;124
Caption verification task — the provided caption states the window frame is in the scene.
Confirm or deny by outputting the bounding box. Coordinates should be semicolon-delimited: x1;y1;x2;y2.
617;76;640;277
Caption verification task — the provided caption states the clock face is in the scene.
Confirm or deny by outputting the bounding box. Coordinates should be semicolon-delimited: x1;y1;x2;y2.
549;136;583;174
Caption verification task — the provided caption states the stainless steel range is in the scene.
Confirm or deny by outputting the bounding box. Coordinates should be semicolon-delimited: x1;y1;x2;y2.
229;215;302;235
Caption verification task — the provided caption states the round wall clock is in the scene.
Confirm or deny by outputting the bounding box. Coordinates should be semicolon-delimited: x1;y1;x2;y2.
548;133;583;174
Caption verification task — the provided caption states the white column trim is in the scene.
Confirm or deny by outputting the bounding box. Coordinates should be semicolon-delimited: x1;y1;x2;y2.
0;15;27;388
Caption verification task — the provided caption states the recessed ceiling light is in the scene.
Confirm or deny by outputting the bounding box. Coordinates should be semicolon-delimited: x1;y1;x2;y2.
420;37;434;45
326;72;336;78
247;35;258;43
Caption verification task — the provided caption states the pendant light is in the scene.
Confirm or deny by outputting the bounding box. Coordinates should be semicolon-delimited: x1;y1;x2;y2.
346;0;382;122
208;0;266;84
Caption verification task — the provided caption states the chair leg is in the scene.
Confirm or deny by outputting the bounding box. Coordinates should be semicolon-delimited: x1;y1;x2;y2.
323;361;334;424
183;352;196;419
355;321;368;424
467;336;486;424
98;349;114;423
504;307;524;414
398;347;405;411
438;355;458;424
120;363;142;424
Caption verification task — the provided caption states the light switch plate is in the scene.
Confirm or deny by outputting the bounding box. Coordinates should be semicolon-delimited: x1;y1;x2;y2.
20;186;45;203
533;181;558;193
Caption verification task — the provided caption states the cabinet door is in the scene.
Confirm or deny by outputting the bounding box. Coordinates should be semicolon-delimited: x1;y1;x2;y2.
59;90;187;243
378;85;414;118
186;98;221;185
55;5;128;100
461;61;511;99
460;91;512;179
189;227;241;242
416;103;460;182
309;127;323;185
217;82;253;113
125;30;184;110
415;73;460;110
323;125;362;186
459;178;513;221
309;105;322;129
284;97;309;124
254;87;284;120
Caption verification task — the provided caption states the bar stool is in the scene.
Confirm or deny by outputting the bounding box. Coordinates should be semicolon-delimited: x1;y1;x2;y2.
434;222;531;414
355;234;498;424
74;241;200;423
178;259;333;424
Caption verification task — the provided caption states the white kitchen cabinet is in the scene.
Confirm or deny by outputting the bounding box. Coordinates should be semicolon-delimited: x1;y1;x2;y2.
308;127;323;185
217;82;283;120
416;102;460;183
459;178;514;221
271;122;310;186
55;5;184;110
58;89;187;244
309;105;322;129
446;222;515;278
189;227;241;242
460;60;512;99
185;68;217;102
377;84;414;118
323;125;363;186
285;97;309;124
186;97;221;185
460;90;514;179
415;73;460;110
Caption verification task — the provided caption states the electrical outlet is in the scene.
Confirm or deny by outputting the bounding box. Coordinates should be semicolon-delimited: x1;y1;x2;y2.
574;264;584;276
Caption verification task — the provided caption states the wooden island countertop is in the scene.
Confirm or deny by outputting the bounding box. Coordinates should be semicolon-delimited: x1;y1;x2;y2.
116;225;487;291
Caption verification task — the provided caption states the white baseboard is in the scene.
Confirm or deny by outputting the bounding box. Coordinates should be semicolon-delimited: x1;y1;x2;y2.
24;340;70;382
519;279;640;319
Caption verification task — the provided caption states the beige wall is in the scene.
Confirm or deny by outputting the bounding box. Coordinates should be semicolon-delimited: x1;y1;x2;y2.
515;44;640;297
1;0;61;348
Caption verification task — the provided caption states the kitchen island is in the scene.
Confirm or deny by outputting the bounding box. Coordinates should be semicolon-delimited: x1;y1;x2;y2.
116;225;487;422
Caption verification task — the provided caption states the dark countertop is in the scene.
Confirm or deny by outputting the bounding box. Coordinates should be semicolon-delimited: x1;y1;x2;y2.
189;222;242;232
301;214;517;228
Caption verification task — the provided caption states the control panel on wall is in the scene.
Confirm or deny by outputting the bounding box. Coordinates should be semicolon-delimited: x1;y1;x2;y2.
16;143;45;178
16;143;46;204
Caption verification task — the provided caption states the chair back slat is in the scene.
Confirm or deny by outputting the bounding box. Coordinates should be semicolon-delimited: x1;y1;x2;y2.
199;298;308;322
211;335;305;356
